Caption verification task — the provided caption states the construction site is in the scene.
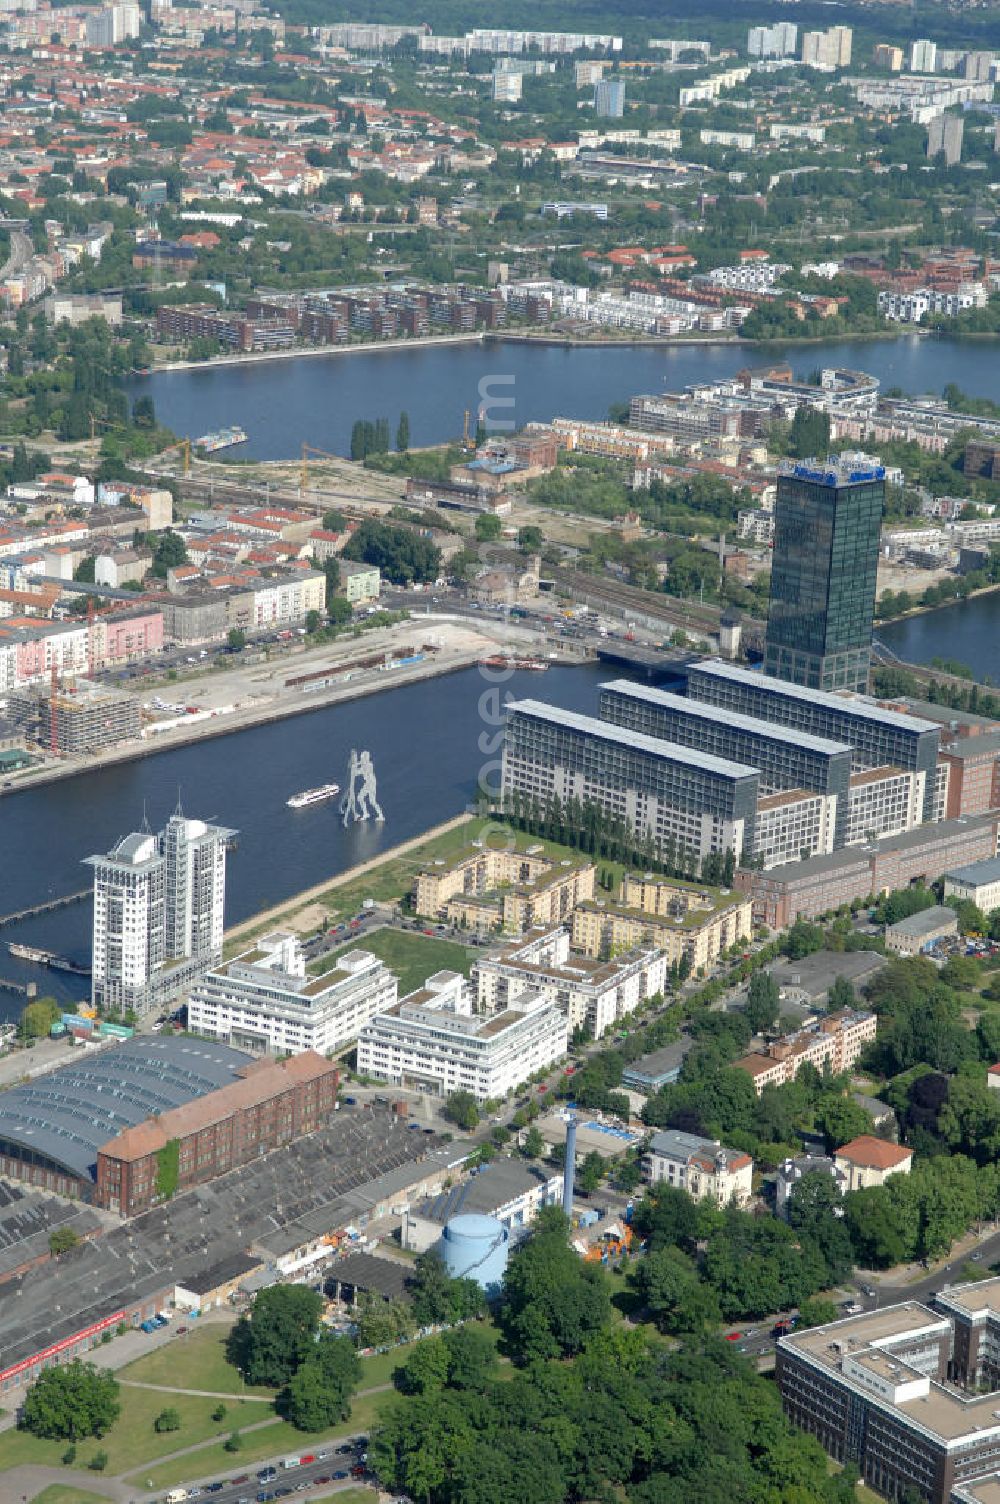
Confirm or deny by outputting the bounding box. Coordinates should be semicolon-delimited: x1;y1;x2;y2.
8;675;140;756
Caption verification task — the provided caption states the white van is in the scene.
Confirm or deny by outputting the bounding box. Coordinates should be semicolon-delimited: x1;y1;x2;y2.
282;1455;302;1469
165;1490;188;1504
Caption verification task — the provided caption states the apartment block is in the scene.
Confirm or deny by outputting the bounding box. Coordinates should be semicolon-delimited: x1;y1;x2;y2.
734;1009;877;1094
188;931;397;1056
413;845;595;933
472;924;668;1040
644;1128;752;1206
572;877;752;973
502;700;759;868
686;660;941;823
356;970;567;1101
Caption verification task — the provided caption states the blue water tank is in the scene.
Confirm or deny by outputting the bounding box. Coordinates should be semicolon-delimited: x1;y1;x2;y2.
441;1213;509;1292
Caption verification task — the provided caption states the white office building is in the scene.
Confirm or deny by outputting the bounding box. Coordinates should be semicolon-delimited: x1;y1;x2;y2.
188;931;398;1056
85;806;234;1016
472;925;668;1040
357;970;568;1100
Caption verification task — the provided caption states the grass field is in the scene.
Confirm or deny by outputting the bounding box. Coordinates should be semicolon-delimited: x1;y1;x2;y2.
32;1489;114;1504
0;1386;266;1478
119;1324;273;1398
128;1389;387;1491
322;928;477;995
314;1490;377;1504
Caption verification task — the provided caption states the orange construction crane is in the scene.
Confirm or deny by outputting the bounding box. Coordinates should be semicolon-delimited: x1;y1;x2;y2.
156;438;191;476
49;662;58;757
300;442;343;492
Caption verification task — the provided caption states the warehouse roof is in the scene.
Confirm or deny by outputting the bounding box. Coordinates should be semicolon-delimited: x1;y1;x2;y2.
101;1051;338;1164
0;1037;252;1182
414;1160;558;1226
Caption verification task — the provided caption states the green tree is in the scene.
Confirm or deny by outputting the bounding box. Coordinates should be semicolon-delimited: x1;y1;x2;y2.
827;975;856;1012
282;1333;360;1431
395;1336;450;1395
48;1226;80;1257
409;1253;485;1327
632;1246;721;1335
305;609;322;634
475;513;502;541
322;508;348;532
517;525;543;551
396;410;410;452
20;995;61;1039
227;627;247;652
787;406;831;459
132;394;156;429
73;554;96;583
796;1297;840;1329
521;1126;545;1159
21;1362;120;1442
150;529;188;579
443;1091;479;1131
154;1407;181;1433
745;970;780;1034
226;1285;324;1387
815;1097;873;1155
501;1206;611;1363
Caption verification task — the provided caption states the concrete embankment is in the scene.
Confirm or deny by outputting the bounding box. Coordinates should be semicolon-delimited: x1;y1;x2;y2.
223;811;475;944
0;649;483;800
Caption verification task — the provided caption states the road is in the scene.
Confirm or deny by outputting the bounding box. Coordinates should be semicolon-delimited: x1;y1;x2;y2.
0;228;33;281
132;1435;372;1504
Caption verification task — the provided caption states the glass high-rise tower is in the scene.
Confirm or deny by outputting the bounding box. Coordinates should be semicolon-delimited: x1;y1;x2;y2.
764;460;885;694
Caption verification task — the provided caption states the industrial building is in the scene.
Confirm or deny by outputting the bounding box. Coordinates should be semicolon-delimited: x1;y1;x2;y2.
356;968;568;1100
885;905;959;955
84;805;235;1016
502;699;760;868
737;812;1000;929
686;659;941;823
472;924;668;1039
401;1159;562;1253
187;931;397;1055
95;1050;339;1216
0;1036;254;1199
775;1285;1000;1504
943;855;1000;915
643;1128;752;1205
8;678;140;755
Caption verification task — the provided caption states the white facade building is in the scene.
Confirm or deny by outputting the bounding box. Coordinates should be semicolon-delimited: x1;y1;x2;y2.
644;1128;753;1205
472;925;668;1040
748;22;797;58
85;806;233;1017
910;38;938;73
188;931;398;1055
357;970;568;1100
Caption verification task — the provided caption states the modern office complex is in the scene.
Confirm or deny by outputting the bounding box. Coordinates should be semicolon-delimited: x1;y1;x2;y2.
502;699;760;867
764;460;885;693
357;969;567;1100
187;931;398;1056
686;659;941;823
471;924;668;1040
599;678;853;846
84;805;235;1016
776;1282;1000;1504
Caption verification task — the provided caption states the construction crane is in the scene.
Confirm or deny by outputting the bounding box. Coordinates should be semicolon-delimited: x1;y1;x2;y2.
300;443;343;493
155;438;191;476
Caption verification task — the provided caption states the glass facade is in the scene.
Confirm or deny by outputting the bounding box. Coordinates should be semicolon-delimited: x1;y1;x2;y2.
764;466;885;693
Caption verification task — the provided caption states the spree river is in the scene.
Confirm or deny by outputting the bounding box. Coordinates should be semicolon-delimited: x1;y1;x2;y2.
0;661;613;1021
129;333;1000;461
878;590;1000;683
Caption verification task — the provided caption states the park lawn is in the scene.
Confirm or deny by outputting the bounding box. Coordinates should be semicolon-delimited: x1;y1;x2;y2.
314;1492;377;1504
322;929;476;995
356;1323;502;1391
0;1387;267;1477
119;1323;273;1397
129;1389;386;1492
32;1489;114;1504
